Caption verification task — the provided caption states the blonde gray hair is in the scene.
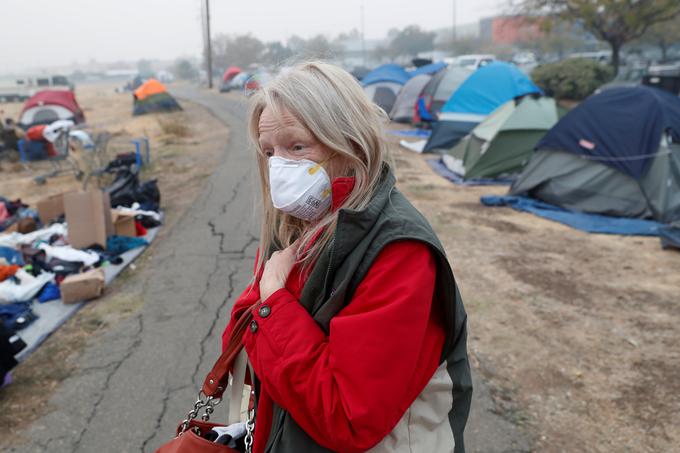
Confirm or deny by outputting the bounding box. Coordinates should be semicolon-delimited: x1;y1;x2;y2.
248;61;391;275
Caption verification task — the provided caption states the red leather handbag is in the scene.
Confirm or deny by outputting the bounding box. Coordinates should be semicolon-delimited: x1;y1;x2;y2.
156;312;255;453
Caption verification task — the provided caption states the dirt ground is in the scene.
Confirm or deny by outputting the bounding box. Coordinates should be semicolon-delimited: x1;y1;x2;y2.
390;128;680;452
0;83;227;437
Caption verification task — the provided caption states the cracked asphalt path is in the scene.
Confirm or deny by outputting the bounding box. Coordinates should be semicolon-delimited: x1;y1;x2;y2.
11;87;530;453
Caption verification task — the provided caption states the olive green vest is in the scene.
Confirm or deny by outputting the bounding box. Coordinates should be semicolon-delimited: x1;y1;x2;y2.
261;166;472;453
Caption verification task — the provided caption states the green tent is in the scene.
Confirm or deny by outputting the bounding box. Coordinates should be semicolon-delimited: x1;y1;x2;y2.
441;97;561;180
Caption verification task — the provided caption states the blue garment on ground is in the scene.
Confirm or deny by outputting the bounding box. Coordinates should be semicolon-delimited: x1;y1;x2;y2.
480;195;663;236
537;86;680;180
37;282;61;303
0;302;37;331
428;159;513;186
388;129;431;138
417;98;434;122
106;236;149;255
0;247;24;266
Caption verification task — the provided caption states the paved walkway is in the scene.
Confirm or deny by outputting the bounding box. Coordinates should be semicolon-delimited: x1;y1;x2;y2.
12;87;530;453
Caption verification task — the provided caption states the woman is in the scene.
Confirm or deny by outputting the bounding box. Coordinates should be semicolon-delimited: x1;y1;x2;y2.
222;62;472;453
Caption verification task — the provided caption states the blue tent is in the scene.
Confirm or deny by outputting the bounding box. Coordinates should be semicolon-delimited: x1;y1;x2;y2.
424;62;541;152
536;85;680;180
409;62;447;78
362;64;410;86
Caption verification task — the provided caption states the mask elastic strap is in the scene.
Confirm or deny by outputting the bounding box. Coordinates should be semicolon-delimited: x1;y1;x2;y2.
308;154;335;175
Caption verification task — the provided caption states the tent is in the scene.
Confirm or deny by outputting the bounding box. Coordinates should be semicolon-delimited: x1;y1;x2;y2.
222;66;242;82
424;62;541;152
362;64;410;113
132;79;182;116
409;61;447;77
19;90;85;129
510;86;680;223
390;74;432;123
415;67;473;123
220;66;243;92
441;97;560;179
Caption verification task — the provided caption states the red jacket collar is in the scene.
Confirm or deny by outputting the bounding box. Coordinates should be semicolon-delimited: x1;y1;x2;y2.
331;177;355;211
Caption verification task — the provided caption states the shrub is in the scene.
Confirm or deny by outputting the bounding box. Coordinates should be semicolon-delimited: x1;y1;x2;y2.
158;116;191;138
531;58;614;101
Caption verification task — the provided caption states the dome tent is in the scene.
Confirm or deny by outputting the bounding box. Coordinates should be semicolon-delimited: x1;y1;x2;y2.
362;64;410;113
19;90;85;129
442;96;560;180
424;62;541;152
415;66;473;123
510;86;680;223
389;74;432;123
132;79;182;116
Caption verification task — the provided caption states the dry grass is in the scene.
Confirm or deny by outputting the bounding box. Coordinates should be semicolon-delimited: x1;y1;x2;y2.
158;115;192;140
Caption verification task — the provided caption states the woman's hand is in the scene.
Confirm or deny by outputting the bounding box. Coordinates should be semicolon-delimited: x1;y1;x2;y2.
259;244;298;301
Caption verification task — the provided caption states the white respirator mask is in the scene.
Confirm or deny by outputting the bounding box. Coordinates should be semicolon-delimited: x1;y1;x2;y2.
268;156;332;221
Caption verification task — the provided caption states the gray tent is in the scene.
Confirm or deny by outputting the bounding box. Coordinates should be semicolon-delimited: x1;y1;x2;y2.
390;74;432;123
418;67;473;118
510;86;680;223
363;82;402;113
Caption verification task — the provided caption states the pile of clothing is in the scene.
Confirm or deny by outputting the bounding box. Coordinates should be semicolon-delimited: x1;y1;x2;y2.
0;198;161;386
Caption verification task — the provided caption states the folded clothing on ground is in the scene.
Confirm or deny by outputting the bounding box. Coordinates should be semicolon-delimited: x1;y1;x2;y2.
0;269;55;303
0;265;20;282
106;236;149;256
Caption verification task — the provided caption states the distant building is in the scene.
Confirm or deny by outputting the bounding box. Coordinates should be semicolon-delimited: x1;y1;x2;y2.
480;16;543;45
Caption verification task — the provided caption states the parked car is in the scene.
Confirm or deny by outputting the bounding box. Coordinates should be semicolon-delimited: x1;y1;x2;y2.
445;54;496;70
0;75;73;103
512;52;537;65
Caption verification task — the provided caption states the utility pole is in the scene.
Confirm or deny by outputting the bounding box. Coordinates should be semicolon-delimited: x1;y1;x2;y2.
451;0;457;51
203;0;213;89
361;4;366;66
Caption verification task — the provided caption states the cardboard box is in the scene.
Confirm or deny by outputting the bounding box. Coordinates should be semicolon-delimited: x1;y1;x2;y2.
111;210;137;237
60;268;105;304
64;191;114;249
37;192;71;224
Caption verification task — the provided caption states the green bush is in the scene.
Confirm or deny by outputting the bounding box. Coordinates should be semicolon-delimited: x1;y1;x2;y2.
531;58;614;101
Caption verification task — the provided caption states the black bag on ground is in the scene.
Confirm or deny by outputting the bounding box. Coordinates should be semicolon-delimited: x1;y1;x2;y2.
105;168;160;211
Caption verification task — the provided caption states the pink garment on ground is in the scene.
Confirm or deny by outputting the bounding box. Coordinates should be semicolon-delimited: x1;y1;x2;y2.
0;203;9;223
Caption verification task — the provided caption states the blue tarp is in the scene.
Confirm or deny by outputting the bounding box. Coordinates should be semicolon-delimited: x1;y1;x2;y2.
428;159;513;186
409;62;447;77
440;62;541;115
660;226;680;249
537;86;680;180
481;195;663;236
362;64;410;86
388;129;431;138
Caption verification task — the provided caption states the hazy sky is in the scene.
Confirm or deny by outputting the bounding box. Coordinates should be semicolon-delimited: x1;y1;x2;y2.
1;0;504;73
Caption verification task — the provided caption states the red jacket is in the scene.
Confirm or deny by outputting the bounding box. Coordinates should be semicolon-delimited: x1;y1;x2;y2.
222;178;445;452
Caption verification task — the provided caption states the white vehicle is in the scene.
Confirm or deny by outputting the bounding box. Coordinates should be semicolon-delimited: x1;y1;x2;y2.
568;51;612;63
445;54;496;70
513;52;537;65
0;75;72;103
